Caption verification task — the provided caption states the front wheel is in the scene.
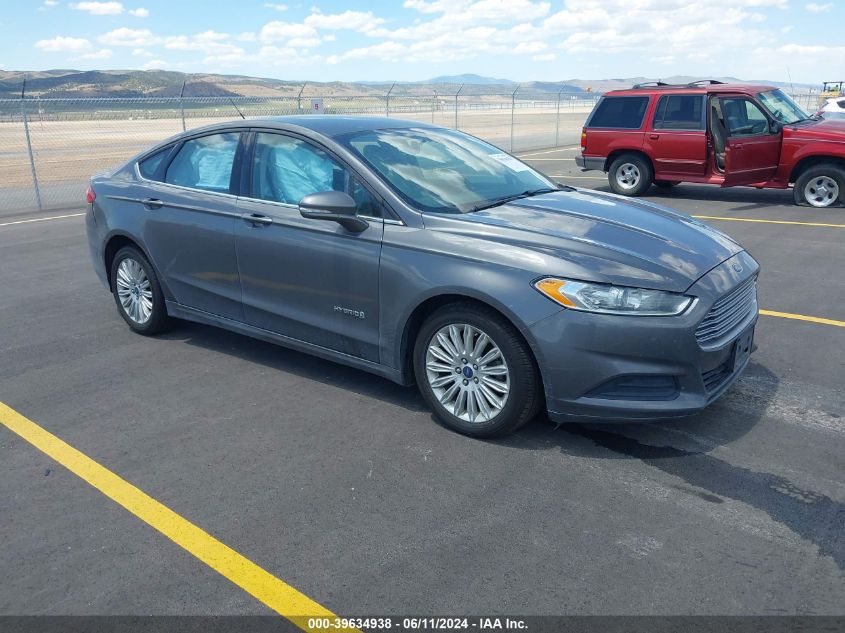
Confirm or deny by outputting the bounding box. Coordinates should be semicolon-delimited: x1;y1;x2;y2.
794;165;845;208
413;303;542;438
608;154;653;197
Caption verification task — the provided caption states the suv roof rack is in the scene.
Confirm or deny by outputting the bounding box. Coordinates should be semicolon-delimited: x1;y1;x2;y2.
630;79;727;90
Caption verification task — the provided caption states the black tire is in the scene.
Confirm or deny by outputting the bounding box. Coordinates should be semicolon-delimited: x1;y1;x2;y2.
793;165;845;208
110;246;171;335
608;154;653;197
654;180;680;188
413;302;542;438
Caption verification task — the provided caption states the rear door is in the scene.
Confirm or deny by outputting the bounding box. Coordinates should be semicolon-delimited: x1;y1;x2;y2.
719;96;781;186
643;94;707;178
234;131;384;362
136;130;244;321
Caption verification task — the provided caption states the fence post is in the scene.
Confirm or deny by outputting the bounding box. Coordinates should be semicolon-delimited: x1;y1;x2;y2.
454;84;463;130
179;81;186;131
297;83;306;114
385;82;395;117
555;90;562;147
432;90;436;124
510;84;520;152
21;99;43;212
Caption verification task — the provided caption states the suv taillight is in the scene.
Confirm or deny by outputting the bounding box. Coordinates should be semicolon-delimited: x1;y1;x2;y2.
86;184;96;204
581;128;587;151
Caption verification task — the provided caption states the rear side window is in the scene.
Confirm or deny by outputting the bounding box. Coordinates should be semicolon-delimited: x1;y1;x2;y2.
165;133;240;193
138;147;170;181
653;95;704;130
587;96;650;129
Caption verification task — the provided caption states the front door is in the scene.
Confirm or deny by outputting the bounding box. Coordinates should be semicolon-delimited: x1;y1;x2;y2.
235;131;384;362
140;131;244;321
718;97;781;186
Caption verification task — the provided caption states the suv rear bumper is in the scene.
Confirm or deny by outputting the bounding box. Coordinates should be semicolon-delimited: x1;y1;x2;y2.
575;155;605;171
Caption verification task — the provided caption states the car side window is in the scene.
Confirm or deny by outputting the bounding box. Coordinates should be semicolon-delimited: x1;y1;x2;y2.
138;146;171;181
653;95;703;130
252;132;381;217
165;132;240;193
587;96;650;129
720;98;771;137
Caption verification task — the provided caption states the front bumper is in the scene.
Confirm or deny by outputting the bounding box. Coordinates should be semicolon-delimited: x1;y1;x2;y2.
529;252;759;422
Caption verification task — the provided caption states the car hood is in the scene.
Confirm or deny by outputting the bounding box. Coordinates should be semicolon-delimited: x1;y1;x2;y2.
785;118;845;140
426;189;744;292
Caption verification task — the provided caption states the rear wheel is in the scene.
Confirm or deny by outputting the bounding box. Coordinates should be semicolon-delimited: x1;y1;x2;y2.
608;154;653;197
110;246;171;335
794;165;845;208
413;303;541;438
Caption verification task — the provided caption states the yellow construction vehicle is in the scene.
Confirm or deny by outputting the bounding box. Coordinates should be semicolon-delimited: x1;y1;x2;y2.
819;81;844;107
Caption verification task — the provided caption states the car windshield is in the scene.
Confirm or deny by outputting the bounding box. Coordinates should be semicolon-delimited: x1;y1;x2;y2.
338;127;557;213
758;89;810;124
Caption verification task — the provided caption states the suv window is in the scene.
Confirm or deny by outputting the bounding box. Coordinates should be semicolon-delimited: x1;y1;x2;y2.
720;98;771;137
252;132;381;217
588;96;650;129
165;133;240;193
138;146;171;181
653;95;703;130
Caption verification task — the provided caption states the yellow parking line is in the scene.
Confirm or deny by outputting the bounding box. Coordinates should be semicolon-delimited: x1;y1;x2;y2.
760;310;845;328
0;401;359;633
692;215;845;229
0;213;85;227
517;146;580;157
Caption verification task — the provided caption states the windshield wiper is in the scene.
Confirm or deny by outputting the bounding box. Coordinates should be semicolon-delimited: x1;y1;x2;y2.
468;188;560;213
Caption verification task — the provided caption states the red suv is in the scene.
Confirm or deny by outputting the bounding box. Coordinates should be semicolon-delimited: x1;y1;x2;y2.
576;80;845;208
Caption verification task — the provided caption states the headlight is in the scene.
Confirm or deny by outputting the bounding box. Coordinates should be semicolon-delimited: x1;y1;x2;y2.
533;277;694;316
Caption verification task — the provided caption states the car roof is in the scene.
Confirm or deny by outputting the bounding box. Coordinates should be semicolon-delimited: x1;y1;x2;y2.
190;115;436;138
604;83;778;97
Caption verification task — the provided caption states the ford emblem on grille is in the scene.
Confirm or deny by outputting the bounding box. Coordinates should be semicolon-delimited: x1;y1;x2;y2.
732;263;743;273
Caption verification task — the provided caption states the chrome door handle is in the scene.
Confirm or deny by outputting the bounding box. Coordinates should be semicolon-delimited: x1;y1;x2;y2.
243;213;273;227
142;198;163;210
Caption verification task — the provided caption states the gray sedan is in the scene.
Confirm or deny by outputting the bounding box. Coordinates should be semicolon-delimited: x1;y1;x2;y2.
85;116;759;437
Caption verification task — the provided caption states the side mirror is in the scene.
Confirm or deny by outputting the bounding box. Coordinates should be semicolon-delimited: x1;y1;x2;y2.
770;120;783;134
299;191;368;232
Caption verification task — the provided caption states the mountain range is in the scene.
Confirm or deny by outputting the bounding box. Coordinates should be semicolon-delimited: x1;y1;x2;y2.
0;69;819;99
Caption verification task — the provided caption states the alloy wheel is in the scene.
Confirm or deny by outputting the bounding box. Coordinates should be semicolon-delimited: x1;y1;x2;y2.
115;258;153;325
804;176;840;208
425;323;510;423
615;162;641;191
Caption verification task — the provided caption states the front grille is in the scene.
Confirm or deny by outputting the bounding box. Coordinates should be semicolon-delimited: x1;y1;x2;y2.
701;359;732;393
695;277;757;347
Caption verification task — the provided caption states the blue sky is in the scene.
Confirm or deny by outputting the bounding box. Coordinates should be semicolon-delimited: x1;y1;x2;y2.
1;0;841;83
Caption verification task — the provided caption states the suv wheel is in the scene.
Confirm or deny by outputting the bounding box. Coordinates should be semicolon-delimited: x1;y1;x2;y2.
110;246;171;335
608;154;653;197
794;165;845;208
413;303;541;438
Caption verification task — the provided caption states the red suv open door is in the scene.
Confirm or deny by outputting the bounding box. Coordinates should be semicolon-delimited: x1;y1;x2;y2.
717;96;782;186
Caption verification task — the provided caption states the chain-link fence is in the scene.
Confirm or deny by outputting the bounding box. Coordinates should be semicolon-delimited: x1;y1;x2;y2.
0;89;825;216
0;91;598;215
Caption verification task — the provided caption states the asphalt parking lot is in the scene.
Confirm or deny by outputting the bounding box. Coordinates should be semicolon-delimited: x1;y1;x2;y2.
1;145;843;625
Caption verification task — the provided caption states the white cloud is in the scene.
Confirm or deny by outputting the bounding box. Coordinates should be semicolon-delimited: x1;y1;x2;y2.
77;48;113;60
288;37;322;48
129;7;149;17
805;2;832;11
264;2;288;10
304;10;385;32
165;31;244;56
35;36;92;52
71;1;124;15
236;32;257;42
260;21;318;42
142;58;170;69
532;52;556;61
131;48;153;56
98;27;157;46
